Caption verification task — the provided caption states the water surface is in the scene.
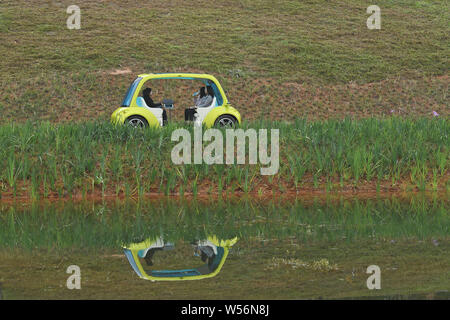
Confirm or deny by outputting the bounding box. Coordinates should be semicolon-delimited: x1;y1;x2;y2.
0;195;448;299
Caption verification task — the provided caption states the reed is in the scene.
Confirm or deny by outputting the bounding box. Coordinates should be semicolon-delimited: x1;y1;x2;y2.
0;118;447;198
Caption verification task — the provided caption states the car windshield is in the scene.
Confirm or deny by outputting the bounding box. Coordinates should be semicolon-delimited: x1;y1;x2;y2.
121;77;142;107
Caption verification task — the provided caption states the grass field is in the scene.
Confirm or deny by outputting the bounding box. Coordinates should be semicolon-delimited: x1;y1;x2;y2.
1;1;449;301
0;0;448;122
0;118;448;199
0;1;448;197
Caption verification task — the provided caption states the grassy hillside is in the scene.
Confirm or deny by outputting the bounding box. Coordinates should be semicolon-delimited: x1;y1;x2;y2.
0;0;448;123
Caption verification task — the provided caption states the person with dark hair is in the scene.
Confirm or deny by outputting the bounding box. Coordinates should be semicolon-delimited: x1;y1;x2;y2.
144;247;162;266
142;87;162;108
186;86;206;121
196;85;214;108
142;87;167;125
194;87;206;106
206;85;215;97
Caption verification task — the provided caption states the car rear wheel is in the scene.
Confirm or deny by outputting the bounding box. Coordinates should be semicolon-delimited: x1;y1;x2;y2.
214;115;237;128
126;115;148;128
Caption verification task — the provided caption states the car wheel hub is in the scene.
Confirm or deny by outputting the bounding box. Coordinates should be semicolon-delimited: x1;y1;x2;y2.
219;118;234;127
128;118;145;128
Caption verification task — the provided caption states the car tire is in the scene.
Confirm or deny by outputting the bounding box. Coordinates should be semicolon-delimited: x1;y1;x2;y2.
126;115;148;128
214;115;237;128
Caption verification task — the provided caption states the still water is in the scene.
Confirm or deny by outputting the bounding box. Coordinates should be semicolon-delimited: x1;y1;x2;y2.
0;195;448;299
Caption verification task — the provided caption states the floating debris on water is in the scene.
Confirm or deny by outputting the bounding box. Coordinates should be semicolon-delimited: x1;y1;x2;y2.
265;257;338;272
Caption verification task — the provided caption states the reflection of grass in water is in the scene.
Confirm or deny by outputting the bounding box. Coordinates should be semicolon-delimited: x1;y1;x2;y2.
0;197;448;250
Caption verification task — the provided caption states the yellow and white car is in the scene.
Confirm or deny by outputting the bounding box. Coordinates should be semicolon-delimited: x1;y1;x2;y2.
111;73;241;128
123;235;238;281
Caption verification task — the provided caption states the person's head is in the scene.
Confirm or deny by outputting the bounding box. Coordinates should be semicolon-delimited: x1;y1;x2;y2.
199;87;206;98
143;87;152;96
206;86;214;97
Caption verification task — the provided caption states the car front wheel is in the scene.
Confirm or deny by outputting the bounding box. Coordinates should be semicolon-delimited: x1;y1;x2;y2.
214;115;237;128
126;115;148;128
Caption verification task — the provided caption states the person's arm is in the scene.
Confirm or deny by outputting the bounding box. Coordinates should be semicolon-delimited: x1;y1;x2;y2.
197;96;212;108
144;95;162;108
149;97;162;107
194;96;203;106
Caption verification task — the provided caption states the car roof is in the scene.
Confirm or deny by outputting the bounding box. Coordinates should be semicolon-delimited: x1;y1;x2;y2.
137;73;219;81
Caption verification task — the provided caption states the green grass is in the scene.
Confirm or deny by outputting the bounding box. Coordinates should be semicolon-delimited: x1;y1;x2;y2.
0;118;447;198
0;0;448;122
0;196;448;250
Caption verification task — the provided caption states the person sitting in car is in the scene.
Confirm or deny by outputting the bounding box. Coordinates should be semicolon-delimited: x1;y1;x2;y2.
196;86;214;108
142;87;167;125
194;87;206;106
142;87;162;107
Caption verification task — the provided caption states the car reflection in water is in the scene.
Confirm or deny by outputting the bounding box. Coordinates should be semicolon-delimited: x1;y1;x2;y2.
123;235;238;281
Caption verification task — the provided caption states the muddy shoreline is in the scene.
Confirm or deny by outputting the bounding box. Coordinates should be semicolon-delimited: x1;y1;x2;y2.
0;176;448;203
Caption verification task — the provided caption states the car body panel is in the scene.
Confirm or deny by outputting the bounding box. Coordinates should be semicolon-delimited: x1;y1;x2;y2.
112;106;160;128
202;104;241;128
